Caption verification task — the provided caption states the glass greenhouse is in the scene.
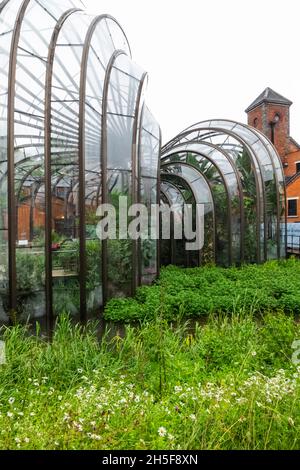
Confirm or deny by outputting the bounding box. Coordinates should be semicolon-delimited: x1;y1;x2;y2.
161;119;287;268
0;0;161;328
0;2;287;331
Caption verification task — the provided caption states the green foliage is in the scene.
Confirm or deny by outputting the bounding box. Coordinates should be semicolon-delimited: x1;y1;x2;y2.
104;259;300;322
103;298;145;323
86;240;102;290
107;239;132;288
53;240;79;272
1;313;300;449
53;280;80;316
16;251;45;293
142;239;156;268
51;230;65;244
15;238;101;318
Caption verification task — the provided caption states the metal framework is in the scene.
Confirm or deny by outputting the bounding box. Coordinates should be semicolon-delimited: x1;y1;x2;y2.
0;0;161;328
0;1;287;329
161;119;287;268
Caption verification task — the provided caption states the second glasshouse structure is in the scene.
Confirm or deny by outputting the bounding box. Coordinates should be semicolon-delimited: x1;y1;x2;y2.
160;120;286;269
0;0;286;330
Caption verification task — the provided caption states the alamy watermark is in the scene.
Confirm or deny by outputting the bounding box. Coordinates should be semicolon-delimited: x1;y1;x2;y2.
292;340;300;365
95;196;204;251
0;340;5;365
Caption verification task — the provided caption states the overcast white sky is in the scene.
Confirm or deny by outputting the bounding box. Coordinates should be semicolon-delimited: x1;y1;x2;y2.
85;0;300;144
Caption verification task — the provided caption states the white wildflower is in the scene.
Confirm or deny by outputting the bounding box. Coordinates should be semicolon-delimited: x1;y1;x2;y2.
236;397;247;404
73;422;83;432
158;426;167;437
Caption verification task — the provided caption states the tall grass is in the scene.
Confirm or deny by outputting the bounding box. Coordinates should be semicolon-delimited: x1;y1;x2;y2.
0;311;300;449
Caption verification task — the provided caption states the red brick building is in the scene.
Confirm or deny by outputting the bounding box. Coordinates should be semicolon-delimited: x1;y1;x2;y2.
246;87;300;222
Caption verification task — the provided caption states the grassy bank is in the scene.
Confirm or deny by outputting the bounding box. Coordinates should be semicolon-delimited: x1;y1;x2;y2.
0;311;300;450
104;259;300;322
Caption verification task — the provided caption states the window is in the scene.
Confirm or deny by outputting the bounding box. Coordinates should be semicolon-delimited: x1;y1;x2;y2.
253;118;258;128
296;162;300;173
288;199;298;217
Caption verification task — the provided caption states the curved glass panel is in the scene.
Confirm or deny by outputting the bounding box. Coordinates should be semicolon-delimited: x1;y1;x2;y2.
162;152;230;266
160;178;192;267
162;141;242;265
105;53;144;299
206;120;280;261
0;0;24;323
162;164;215;266
0;1;160;329
50;11;92;320
82;17;131;317
139;106;160;284
169;130;260;263
13;1;84;324
159;193;172;266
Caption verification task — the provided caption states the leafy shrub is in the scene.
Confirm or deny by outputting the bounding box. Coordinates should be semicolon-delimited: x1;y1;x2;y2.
16;251;45;292
104;298;145;323
104;259;300;322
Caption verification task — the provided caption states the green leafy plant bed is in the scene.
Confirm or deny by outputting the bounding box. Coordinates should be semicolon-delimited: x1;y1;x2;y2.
104;259;300;322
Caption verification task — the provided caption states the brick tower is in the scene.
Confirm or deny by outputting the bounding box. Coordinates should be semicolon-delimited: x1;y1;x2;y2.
245;87;293;164
246;87;300;222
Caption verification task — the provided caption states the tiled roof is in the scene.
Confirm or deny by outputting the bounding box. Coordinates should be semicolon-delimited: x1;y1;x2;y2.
245;87;292;113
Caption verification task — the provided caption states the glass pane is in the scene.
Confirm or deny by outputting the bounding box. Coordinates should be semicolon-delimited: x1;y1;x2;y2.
106;54;144;299
51;11;91;320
